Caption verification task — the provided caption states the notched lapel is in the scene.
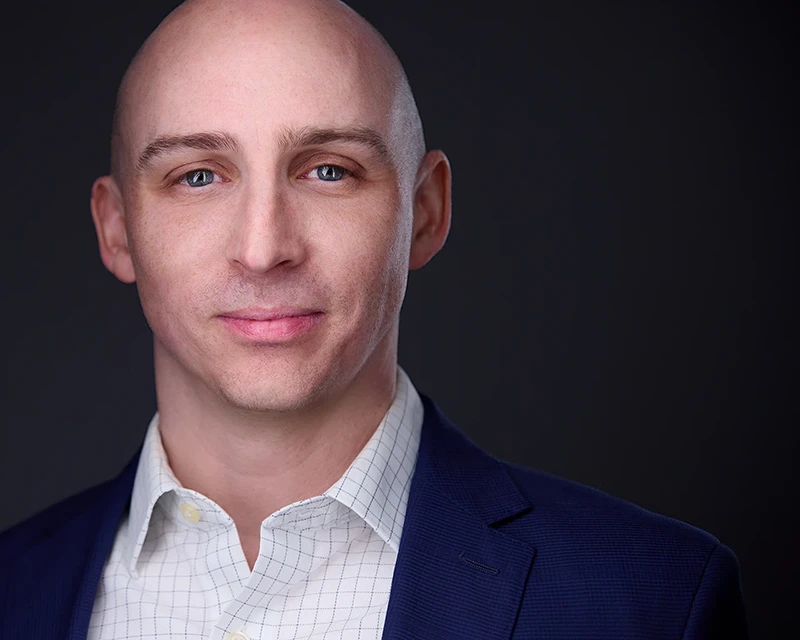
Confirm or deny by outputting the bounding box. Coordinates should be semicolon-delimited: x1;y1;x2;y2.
382;396;537;640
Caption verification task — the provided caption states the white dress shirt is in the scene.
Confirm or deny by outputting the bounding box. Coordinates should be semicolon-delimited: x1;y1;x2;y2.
88;367;423;640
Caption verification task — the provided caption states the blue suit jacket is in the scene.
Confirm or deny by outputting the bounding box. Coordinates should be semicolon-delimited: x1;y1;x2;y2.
1;395;747;638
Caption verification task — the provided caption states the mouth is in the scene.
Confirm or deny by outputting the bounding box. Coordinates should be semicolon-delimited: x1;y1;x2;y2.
218;307;325;343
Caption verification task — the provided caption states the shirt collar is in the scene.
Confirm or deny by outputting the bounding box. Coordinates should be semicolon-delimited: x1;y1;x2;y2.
123;409;183;573
123;366;423;573
324;366;423;552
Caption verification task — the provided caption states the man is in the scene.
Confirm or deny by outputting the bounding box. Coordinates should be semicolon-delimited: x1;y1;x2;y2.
0;0;747;637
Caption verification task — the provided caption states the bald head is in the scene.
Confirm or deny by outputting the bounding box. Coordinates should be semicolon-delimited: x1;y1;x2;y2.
90;0;452;419
109;0;425;187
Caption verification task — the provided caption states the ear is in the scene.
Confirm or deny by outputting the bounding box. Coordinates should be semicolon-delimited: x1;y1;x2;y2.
409;149;452;270
90;176;136;283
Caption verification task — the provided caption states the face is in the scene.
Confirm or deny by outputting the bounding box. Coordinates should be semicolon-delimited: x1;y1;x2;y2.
96;13;441;414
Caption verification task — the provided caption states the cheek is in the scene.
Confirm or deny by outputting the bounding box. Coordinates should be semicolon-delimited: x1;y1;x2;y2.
127;203;220;338
317;193;411;324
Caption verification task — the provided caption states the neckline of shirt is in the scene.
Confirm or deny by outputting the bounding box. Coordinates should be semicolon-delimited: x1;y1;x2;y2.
123;366;424;575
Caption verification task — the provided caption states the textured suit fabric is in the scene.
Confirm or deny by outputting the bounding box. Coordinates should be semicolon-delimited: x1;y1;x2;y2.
0;394;748;639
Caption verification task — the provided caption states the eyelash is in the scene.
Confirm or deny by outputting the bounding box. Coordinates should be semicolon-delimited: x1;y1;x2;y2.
174;163;355;187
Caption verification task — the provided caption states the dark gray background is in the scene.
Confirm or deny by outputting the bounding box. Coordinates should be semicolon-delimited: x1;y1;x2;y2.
1;1;795;637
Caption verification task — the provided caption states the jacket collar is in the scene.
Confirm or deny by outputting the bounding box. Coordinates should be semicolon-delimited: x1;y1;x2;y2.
381;394;536;639
0;443;141;640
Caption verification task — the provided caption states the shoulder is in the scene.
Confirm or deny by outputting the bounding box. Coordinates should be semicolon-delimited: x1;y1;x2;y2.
0;476;121;564
493;461;747;636
450;458;749;637
497;459;731;579
0;446;140;566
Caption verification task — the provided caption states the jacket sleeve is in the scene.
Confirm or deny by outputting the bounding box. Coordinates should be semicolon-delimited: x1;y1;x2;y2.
681;543;749;639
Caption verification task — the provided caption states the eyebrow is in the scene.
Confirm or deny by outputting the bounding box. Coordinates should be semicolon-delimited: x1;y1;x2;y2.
136;131;241;173
135;126;393;174
277;126;393;166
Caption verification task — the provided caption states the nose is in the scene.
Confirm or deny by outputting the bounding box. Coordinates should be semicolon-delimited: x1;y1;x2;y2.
226;179;307;274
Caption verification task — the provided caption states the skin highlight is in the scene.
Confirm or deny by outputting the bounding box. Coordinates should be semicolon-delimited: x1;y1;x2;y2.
90;0;451;569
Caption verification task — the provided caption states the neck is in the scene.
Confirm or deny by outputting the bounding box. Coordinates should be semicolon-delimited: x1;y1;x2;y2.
152;329;398;566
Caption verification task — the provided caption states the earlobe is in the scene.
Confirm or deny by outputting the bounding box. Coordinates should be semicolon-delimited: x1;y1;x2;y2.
409;150;452;271
90;176;136;283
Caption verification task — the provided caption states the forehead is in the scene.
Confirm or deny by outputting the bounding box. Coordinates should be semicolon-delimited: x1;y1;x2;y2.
126;14;400;156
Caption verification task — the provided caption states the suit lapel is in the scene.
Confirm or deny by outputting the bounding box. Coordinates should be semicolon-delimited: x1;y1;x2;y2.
66;452;139;639
382;395;536;640
0;449;139;640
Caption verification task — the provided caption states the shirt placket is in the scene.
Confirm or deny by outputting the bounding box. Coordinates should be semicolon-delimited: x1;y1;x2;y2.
211;496;348;640
165;489;251;632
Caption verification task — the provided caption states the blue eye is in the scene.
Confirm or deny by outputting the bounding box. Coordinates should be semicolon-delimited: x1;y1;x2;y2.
315;165;346;181
182;169;215;187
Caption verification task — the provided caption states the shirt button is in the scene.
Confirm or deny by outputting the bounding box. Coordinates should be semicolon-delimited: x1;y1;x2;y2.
226;633;250;640
178;502;201;524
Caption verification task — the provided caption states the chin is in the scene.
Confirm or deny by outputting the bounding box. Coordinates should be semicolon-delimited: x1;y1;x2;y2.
210;363;336;414
215;383;323;413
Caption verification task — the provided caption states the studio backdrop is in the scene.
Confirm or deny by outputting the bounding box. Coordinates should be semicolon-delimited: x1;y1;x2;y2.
1;1;795;638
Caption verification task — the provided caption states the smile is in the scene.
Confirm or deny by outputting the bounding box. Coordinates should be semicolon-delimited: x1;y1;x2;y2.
218;309;325;343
